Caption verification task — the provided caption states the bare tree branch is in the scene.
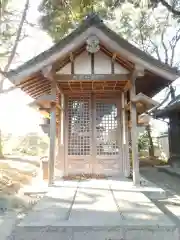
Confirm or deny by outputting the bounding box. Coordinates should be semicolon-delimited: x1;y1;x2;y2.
169;28;180;66
139;26;147;52
149;39;161;60
0;0;8;24
158;0;180;16
161;27;169;64
0;0;30;92
3;0;29;73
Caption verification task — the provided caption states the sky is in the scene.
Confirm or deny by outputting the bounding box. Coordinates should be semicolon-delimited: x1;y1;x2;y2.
0;0;180;136
0;0;53;135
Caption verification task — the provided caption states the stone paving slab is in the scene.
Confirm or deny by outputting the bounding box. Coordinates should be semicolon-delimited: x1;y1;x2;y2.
108;176;166;199
0;211;17;240
19;180;79;227
108;178;172;226
13;178;179;240
68;180;122;226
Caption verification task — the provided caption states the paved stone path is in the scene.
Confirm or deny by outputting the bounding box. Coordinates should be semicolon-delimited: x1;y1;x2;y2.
7;176;178;240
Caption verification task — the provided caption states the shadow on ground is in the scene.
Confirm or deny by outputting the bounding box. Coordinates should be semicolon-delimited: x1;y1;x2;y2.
141;167;180;227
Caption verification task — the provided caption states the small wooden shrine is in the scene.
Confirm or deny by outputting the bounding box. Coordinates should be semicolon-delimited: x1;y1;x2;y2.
6;14;179;185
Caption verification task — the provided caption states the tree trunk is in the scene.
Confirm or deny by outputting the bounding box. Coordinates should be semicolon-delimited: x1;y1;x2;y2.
146;124;154;158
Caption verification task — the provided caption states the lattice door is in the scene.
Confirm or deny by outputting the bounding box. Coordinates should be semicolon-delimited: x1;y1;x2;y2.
95;100;121;175
67;95;92;174
96;102;119;156
66;95;121;176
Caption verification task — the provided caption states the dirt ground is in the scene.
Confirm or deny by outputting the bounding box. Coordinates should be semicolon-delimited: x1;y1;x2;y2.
0;157;41;212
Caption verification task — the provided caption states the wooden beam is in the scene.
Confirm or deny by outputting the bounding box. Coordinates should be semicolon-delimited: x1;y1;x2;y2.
122;92;126;145
55;74;130;82
60;94;64;144
42;65;63;94
70;52;74;74
124;92;130;177
31;86;51;99
130;70;140;185
91;93;96;173
111;53;116;74
39;107;50;112
59;89;124;93
25;84;51;95
22;79;49;91
48;79;57;186
59;93;66;175
121;92;125;175
91;53;94;74
100;44;133;71
26;82;50;94
20;76;41;88
121;92;131;176
26;87;50;99
122;92;130;177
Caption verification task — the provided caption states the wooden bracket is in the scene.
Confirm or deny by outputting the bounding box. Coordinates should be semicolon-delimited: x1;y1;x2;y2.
124;80;132;92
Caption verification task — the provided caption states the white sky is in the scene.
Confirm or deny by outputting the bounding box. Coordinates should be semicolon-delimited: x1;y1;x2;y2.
0;0;179;136
0;0;53;135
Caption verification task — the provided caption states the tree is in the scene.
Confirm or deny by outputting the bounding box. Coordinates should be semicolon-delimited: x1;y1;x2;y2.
39;0;115;41
112;2;180;67
146;124;155;157
0;0;30;157
138;131;149;152
142;0;180;16
112;0;180;17
39;1;180;68
12;132;48;156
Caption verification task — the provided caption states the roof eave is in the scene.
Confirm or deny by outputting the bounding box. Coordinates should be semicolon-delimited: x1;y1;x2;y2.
6;15;180;86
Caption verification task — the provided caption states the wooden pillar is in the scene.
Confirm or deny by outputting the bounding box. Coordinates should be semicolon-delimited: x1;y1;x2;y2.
91;93;96;174
59;93;65;175
56;115;61;171
60;94;64;144
122;91;130;177
130;70;140;185
48;101;56;186
125;93;130;177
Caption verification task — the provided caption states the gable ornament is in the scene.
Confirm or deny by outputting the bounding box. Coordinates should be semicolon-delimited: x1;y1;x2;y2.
86;35;100;53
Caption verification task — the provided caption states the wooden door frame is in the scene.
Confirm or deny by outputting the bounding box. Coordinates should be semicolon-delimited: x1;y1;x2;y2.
64;93;123;176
